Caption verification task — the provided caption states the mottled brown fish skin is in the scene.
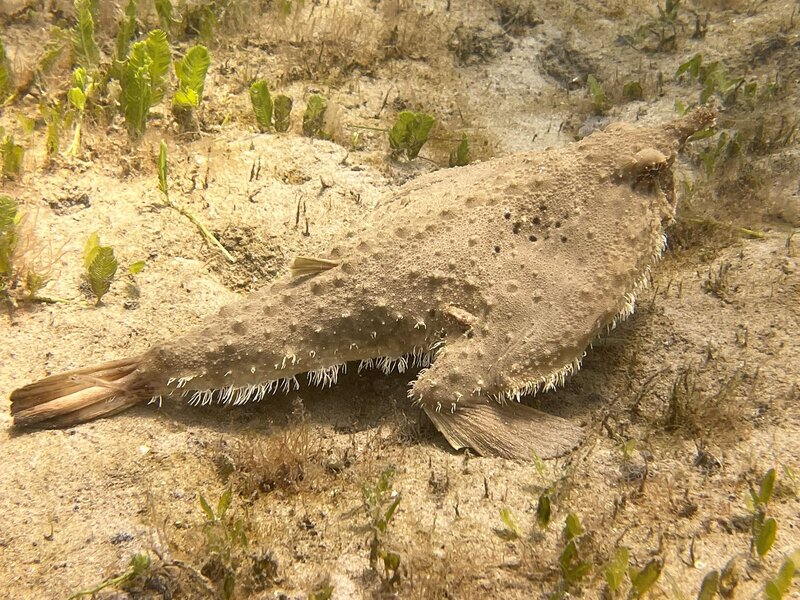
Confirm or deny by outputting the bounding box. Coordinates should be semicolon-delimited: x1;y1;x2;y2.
10;108;716;459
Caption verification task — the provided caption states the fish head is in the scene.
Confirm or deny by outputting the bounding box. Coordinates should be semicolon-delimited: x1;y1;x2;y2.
600;106;717;226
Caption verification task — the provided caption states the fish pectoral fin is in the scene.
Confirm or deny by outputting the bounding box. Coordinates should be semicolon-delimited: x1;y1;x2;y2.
289;256;340;277
423;401;584;460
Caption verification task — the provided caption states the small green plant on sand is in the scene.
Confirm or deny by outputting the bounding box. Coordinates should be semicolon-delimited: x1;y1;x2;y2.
550;511;662;599
0;195;22;304
559;512;591;588
122;259;145;305
17;114;35;137
120;41;153;136
449;133;470;167
586;75;607;114
110;0;138;80
499;506;522;539
120;30;171;137
690;128;725;175
144;28;172;105
157;141;234;262
302;94;331;140
72;0;100;68
766;550;800;600
0;196;60;306
622;81;644;101
696;569;721;600
536;490;552;528
199;487;248;600
676;53;776;112
363;466;403;587
691;557;741;599
783;465;798;498
495;452;558;541
749;468;778;559
155;0;175;35
40;101;64;160
604;546;630;596
66;67;94;156
308;580;335;600
182;3;218;44
250;81;293;133
172;45;211;127
388;110;435;160
1;131;24;180
83;232;118;305
68;553;151;599
249;79;273;132
628;558;663;598
621;0;682;52
32;27;71;92
0;34;12;103
273;94;293;132
128;260;145;275
697;470;794;599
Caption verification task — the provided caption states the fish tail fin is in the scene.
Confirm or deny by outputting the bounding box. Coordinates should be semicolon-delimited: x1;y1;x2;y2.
10;356;150;428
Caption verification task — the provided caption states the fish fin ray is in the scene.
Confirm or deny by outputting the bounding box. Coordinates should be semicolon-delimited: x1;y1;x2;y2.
289;256;340;277
423;401;583;460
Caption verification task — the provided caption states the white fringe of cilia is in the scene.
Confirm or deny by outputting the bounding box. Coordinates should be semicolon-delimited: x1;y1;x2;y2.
152;340;445;408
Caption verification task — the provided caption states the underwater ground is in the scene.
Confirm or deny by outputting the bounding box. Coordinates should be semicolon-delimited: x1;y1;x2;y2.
0;0;798;598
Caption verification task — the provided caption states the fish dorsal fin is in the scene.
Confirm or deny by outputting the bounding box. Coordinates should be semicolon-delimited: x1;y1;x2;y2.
289;256;340;277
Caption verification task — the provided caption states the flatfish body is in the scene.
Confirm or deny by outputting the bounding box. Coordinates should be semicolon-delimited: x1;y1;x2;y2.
10;108;716;459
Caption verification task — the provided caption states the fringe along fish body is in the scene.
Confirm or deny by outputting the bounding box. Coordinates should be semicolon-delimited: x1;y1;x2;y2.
9;108;716;459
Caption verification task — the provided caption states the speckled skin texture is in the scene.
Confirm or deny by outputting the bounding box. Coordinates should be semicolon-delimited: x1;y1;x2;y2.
11;109;715;458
